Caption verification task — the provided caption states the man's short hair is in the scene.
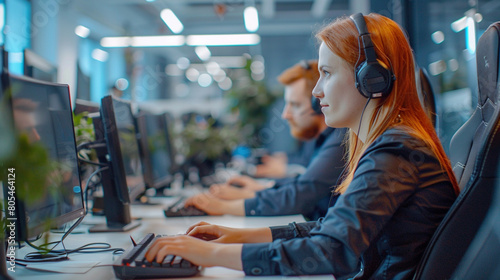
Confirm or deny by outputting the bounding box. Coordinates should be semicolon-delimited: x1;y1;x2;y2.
277;60;319;97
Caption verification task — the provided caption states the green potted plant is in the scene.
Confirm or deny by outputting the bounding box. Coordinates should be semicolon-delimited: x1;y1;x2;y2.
0;98;58;278
225;57;281;148
179;117;240;177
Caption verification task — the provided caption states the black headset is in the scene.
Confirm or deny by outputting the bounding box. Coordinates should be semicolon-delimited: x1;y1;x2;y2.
350;13;395;99
299;60;323;115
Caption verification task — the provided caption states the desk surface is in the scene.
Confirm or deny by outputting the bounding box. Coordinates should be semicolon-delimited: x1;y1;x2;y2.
7;202;334;280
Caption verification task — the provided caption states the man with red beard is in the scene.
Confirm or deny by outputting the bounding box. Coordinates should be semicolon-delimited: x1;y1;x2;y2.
186;60;347;220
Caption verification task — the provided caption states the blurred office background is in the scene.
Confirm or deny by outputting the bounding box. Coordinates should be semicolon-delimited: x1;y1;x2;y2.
1;0;498;156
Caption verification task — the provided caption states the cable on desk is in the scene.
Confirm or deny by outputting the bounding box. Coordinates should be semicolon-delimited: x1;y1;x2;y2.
20;209;123;262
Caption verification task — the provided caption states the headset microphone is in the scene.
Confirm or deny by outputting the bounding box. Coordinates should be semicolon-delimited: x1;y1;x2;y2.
311;96;322;115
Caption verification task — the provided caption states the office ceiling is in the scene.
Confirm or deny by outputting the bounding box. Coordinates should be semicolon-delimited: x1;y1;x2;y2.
70;0;352;62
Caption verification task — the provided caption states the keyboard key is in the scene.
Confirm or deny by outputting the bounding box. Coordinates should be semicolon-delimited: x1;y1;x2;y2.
162;254;174;267
143;259;152;267
171;256;182;267
114;234;200;279
181;259;193;268
122;233;155;265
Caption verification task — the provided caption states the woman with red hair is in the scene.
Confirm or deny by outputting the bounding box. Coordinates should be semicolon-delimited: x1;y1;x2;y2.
146;13;458;279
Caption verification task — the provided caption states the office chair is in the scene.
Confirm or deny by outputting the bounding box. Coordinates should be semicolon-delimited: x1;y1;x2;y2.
413;21;500;280
451;163;500;279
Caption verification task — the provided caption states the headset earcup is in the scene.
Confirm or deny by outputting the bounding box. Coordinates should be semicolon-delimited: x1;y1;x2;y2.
355;62;394;98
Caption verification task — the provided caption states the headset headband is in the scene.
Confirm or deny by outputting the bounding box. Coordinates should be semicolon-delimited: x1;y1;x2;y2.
350;13;378;64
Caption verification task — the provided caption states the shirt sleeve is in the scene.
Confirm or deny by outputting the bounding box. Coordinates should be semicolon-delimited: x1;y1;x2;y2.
270;221;319;240
244;128;346;220
241;134;426;277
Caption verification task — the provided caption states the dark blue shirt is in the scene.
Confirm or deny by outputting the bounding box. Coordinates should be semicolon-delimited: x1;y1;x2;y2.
241;128;457;279
286;137;316;167
245;127;347;220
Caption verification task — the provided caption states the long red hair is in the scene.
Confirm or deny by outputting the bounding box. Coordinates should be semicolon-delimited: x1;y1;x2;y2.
316;13;459;194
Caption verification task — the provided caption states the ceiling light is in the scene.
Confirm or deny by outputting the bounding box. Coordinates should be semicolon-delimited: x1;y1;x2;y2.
186;68;200;82
161;9;184;34
218;77;232;91
210;56;247;68
101;37;132;47
195;46;211;61
131;35;184;47
101;34;260;48
250;60;264;74
451;16;467;32
115;78;129;90
474;13;483;23
186;34;260;46
428;60;446;76
431;31;444;44
75;25;90;38
244;6;259;32
198;73;213;87
177;57;190;70
206;61;221;75
466;17;476;54
213;69;226;82
100;35;184;47
92;49;108;62
448;59;459;72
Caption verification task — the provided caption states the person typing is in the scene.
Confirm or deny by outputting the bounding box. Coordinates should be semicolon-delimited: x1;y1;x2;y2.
145;13;459;279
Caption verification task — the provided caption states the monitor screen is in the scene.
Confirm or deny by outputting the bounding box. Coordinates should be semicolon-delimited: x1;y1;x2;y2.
4;74;84;240
76;63;91;101
74;99;100;115
100;96;145;203
136;112;175;189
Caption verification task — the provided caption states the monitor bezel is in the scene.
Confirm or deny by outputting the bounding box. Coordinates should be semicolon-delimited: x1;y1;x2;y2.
2;73;85;241
136;112;175;190
100;95;145;203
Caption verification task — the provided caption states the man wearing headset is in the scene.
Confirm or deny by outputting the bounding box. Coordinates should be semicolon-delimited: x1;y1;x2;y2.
186;60;347;221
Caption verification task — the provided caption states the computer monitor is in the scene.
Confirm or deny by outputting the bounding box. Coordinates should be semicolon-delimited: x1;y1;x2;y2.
89;95;145;232
1;73;84;241
73;99;100;115
76;63;91;101
1;46;8;74
136;112;176;191
23;49;58;83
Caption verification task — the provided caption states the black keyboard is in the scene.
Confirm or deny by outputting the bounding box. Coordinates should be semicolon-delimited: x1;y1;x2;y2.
163;197;208;217
113;233;200;279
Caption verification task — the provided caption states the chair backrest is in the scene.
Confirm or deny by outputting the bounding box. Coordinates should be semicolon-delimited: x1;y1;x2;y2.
451;160;500;279
449;22;500;189
413;21;500;280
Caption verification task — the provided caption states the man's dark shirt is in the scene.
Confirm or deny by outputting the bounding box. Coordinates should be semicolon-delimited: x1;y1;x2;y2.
245;127;347;220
